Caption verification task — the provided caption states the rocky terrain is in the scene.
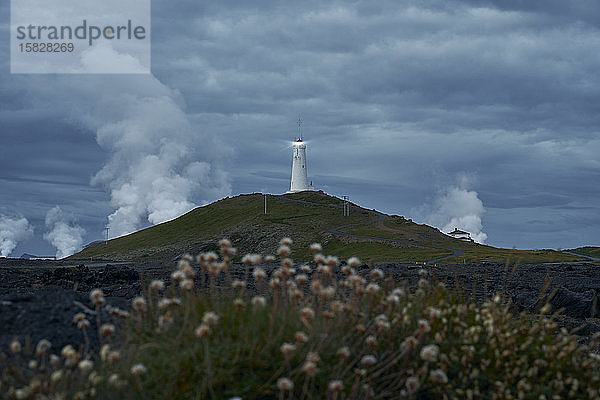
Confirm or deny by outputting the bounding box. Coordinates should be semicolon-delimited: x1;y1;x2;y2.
0;259;147;353
1;258;599;354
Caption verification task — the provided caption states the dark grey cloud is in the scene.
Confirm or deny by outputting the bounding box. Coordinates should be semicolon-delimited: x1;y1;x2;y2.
152;1;600;136
1;0;599;254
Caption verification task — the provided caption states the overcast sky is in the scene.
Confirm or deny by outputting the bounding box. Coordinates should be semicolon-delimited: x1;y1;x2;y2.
1;0;599;257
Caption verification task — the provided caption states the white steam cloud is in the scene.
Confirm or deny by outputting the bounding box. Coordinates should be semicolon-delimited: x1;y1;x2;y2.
90;92;231;237
0;216;34;257
427;174;488;244
21;74;232;238
26;75;233;239
44;206;85;259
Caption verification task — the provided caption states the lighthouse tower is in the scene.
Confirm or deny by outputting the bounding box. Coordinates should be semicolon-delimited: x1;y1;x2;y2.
287;118;313;193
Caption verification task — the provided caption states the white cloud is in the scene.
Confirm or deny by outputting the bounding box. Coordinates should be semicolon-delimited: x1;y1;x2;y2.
44;206;85;259
0;216;33;257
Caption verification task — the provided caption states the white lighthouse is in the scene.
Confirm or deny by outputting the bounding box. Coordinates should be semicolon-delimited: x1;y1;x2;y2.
287;118;313;193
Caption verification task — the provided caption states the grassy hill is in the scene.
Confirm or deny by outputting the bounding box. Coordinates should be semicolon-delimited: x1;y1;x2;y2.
71;191;590;264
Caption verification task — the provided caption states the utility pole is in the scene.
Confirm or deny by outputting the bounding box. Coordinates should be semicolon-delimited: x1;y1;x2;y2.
104;227;109;245
264;194;267;214
342;196;349;217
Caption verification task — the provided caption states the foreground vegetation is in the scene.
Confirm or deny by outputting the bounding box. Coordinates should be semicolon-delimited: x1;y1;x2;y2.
4;239;600;399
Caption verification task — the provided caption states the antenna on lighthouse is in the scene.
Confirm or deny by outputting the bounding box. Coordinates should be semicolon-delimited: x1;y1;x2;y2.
297;116;303;141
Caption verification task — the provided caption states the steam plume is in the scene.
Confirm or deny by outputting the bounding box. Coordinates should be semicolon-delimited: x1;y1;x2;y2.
428;174;488;244
43;206;85;259
84;78;232;237
0;216;34;257
24;74;232;238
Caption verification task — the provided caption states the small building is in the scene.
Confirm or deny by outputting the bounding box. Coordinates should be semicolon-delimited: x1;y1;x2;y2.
447;228;473;242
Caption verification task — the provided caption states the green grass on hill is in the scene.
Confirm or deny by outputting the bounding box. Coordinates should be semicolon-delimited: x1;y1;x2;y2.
340;220;587;264
71;191;592;264
73;192;378;262
283;190;346;205
454;247;585;264
322;237;452;263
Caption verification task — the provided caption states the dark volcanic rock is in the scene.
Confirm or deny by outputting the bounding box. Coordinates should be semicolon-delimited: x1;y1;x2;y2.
374;261;600;338
0;288;132;353
1;290;97;352
1;259;600;353
0;260;145;352
550;287;597;319
100;264;139;283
